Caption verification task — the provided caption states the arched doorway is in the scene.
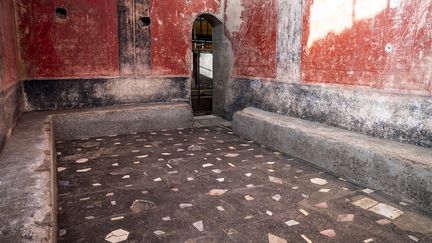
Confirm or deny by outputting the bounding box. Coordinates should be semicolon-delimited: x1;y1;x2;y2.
191;14;230;117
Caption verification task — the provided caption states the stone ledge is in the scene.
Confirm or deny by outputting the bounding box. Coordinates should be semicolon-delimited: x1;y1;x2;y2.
226;79;432;148
0;112;54;242
233;107;432;212
0;103;193;242
53;103;193;141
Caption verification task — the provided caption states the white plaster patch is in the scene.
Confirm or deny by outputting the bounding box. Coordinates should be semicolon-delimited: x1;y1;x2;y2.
225;0;244;34
355;0;387;20
389;0;401;8
307;0;387;48
307;0;352;48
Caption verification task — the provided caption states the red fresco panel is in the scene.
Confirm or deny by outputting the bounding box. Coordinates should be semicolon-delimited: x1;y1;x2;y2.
16;0;119;78
0;0;20;90
302;0;432;93
229;0;278;79
150;1;220;75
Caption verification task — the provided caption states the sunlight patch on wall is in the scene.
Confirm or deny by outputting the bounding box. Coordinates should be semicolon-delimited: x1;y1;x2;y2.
225;0;244;34
307;0;388;48
307;0;352;48
355;0;387;20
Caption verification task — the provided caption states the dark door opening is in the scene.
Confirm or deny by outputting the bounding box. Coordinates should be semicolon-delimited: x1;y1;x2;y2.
191;16;213;116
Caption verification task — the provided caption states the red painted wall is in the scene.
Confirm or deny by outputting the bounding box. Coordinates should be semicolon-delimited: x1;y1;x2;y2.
14;0;278;79
302;0;432;93
16;0;119;79
15;0;430;93
150;0;278;78
150;1;220;75
0;0;20;90
227;0;278;79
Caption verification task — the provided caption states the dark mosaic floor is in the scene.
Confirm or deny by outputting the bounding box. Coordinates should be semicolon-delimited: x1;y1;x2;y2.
56;125;432;243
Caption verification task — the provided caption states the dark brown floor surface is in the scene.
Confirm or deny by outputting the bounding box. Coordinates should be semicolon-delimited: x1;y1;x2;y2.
56;125;432;243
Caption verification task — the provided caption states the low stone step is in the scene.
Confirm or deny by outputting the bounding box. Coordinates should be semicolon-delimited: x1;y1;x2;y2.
233;107;432;212
53;103;193;140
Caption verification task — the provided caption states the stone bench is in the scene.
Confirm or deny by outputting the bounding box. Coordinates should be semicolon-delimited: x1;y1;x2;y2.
233;107;432;212
0;103;193;242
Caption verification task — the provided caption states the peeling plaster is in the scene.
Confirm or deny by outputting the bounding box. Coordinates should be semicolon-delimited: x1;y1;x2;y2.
302;0;432;93
225;0;244;34
307;0;387;48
